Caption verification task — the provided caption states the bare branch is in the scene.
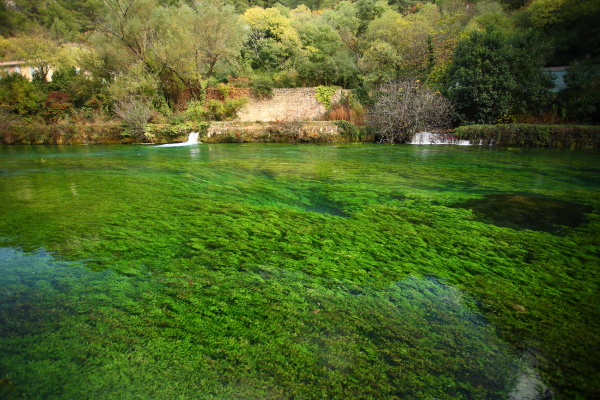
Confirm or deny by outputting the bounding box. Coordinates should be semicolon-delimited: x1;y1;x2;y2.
368;80;453;144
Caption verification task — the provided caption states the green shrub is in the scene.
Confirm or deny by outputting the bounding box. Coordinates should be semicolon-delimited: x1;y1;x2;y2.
185;100;205;123
0;73;44;116
315;86;337;109
334;120;365;142
250;75;274;99
206;97;248;121
559;60;600;124
455;124;600;148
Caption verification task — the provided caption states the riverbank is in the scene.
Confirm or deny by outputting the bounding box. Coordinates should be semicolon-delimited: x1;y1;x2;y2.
454;124;600;148
1;120;599;147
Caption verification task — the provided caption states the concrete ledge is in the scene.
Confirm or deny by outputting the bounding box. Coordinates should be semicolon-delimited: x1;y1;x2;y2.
207;121;339;138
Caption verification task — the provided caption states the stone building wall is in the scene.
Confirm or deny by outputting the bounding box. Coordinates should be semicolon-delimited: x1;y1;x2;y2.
237;88;343;122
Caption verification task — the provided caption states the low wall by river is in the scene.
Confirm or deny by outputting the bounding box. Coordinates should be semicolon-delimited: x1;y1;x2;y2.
206;121;339;142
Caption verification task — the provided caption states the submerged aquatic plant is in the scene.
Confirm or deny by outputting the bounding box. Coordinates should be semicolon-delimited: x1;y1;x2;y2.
0;143;598;399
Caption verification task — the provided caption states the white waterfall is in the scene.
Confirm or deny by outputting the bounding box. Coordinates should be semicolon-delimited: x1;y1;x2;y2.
186;131;199;144
156;132;200;147
410;132;471;146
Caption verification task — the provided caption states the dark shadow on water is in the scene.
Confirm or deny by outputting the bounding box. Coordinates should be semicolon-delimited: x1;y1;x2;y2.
451;194;593;233
300;188;351;217
303;204;350;217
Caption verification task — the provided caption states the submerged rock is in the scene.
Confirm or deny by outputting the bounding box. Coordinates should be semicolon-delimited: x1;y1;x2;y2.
508;351;553;400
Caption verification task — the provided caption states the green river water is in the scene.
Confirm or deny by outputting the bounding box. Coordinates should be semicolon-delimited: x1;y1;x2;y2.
0;143;598;399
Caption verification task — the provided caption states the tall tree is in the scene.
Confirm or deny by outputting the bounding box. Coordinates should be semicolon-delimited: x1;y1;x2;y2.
322;1;361;51
524;0;600;65
93;0;246;103
242;5;301;71
292;5;359;86
0;1;17;37
446;27;553;124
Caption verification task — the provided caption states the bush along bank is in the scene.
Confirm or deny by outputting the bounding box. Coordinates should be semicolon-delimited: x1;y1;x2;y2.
4;120;599;148
0;120;210;145
455;124;600;148
0;119;125;145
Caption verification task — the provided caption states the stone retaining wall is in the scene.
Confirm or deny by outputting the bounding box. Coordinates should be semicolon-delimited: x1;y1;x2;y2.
237;88;343;122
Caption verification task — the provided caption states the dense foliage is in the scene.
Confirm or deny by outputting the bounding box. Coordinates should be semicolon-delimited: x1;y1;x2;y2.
447;28;553;125
1;0;598;139
455;123;600;147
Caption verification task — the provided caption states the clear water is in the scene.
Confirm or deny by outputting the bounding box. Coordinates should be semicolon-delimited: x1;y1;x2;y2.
0;143;598;399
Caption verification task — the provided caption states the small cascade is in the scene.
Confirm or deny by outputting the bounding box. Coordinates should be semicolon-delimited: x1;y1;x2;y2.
156;132;200;147
186;131;199;144
410;132;471;146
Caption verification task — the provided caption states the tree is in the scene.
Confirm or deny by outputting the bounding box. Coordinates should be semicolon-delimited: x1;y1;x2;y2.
322;1;361;51
10;33;64;82
523;0;600;64
149;0;246;82
446;27;553;125
186;0;247;78
0;0;17;37
560;60;600;123
356;0;391;36
527;0;567;29
0;73;45;116
292;5;359;86
94;0;246;104
360;3;470;85
359;40;401;85
362;8;437;80
368;80;453;143
8;0;102;38
109;64;157;135
242;5;301;72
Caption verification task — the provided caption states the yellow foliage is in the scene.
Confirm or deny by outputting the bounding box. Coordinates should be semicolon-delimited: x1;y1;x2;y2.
365;8;439;77
243;6;301;48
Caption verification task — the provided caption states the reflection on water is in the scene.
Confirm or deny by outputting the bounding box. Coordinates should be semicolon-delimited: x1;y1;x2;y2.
189;147;200;158
0;246;519;400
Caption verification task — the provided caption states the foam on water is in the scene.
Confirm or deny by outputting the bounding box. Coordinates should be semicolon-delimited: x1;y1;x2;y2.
410;131;472;145
155;131;200;147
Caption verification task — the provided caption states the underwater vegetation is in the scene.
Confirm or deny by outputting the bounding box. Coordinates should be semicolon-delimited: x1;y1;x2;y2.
0;143;598;399
450;194;593;233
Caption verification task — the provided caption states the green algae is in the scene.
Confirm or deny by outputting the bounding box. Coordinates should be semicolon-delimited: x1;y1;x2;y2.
0;247;518;400
0;143;599;399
